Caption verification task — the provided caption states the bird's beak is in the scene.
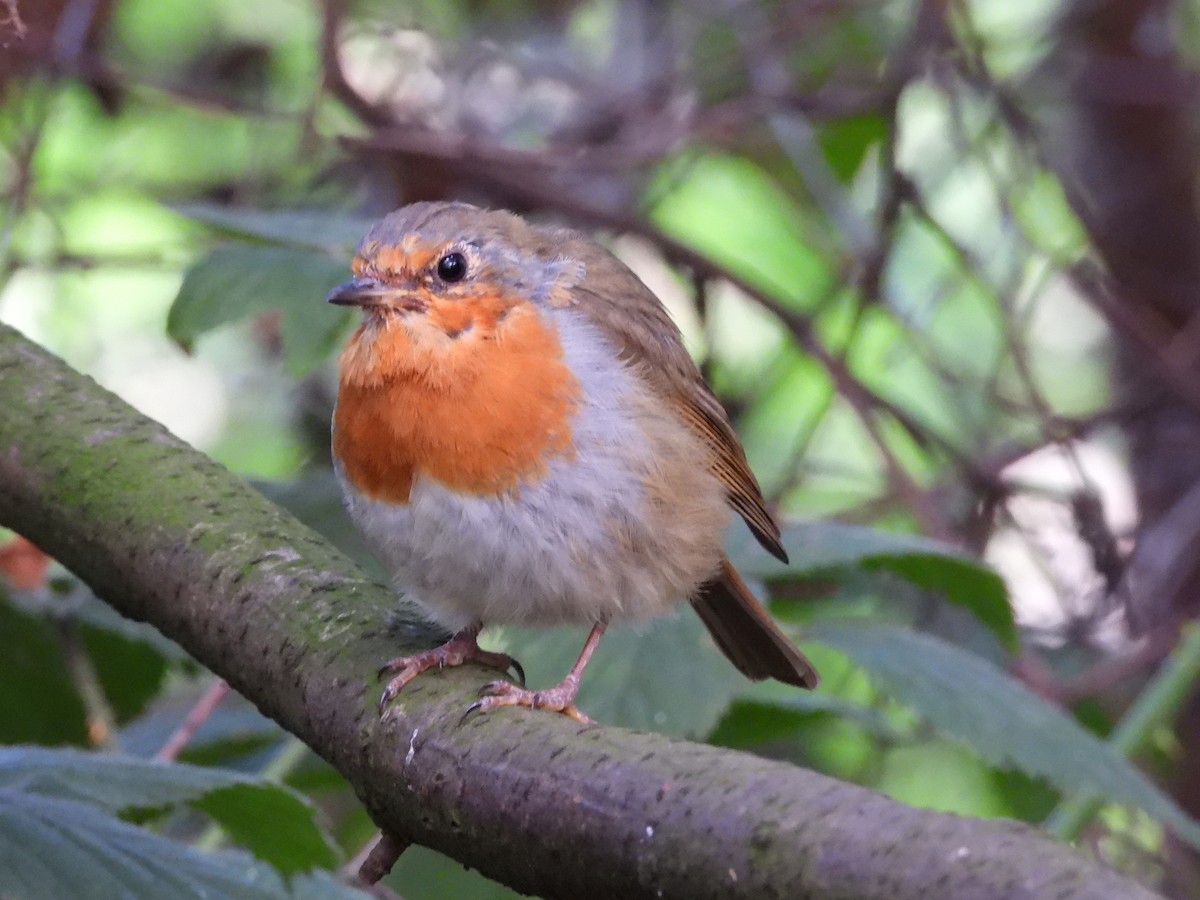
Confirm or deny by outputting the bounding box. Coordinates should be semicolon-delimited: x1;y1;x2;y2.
326;278;426;312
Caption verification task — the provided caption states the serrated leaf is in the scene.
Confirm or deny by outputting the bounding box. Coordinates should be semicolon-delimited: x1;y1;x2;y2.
0;746;254;810
168;245;352;375
500;614;743;737
809;622;1200;846
731;521;1016;650
173;204;373;255
0;790;287;900
0;747;339;873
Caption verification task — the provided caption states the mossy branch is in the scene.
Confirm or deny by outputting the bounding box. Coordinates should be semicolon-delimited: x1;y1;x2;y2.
0;323;1158;900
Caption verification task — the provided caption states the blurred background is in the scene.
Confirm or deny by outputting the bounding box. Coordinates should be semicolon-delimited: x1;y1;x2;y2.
4;0;1200;896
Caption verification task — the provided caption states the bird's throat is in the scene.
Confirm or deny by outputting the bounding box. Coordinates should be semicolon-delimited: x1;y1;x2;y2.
333;310;581;502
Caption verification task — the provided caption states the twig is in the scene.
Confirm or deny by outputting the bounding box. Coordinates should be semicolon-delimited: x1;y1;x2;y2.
318;0;393;128
347;831;410;887
54;618;119;750
0;0;26;44
155;678;231;762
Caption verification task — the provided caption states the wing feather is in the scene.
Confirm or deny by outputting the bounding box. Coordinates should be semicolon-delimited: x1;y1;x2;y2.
561;235;788;563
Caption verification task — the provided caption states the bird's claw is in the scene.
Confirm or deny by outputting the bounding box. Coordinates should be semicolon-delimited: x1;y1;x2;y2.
375;633;525;713
459;679;594;724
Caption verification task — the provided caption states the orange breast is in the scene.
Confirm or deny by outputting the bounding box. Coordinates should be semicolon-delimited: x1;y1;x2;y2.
333;303;581;503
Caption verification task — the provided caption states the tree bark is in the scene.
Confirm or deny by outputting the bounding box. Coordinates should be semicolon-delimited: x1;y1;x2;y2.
0;323;1158;899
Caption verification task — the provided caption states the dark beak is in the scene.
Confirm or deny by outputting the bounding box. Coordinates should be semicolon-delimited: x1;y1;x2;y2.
326;278;425;312
326;277;388;307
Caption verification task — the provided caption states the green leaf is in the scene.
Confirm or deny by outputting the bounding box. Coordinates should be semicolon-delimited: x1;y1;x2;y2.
818;114;888;181
167;244;352;375
0;746;251;810
84;625;170;722
172;204;374;255
197;783;339;874
3;582;176;727
291;870;375;900
0;747;339;873
383;844;522;900
0;791;287;900
500;614;743;737
809;622;1200;846
0;600;87;745
649;153;830;306
731;521;1016;650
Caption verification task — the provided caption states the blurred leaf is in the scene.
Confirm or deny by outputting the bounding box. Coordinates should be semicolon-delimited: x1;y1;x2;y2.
84;624;169;722
649;153;830;306
0;791;288;900
759;691;906;740
197;784;339;874
500;613;743;737
384;844;522;900
3;583;175;727
876;740;1013;819
172;204;374;254
0;600;86;745
291;870;374;900
0;746;264;810
731;521;1016;650
810;622;1200;846
168;245;352;375
0;747;339;872
69;590;191;662
818;114;888;181
712;692;902;747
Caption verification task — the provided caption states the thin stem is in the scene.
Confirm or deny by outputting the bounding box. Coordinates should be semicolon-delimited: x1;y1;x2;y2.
155;678;231;762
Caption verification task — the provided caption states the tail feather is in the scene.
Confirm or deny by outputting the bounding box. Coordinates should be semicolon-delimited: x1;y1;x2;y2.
691;559;819;689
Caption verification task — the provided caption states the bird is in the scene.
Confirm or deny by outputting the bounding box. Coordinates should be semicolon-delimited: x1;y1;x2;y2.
327;201;818;723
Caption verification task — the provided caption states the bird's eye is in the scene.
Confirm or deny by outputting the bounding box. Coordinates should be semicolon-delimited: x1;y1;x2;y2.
436;252;467;283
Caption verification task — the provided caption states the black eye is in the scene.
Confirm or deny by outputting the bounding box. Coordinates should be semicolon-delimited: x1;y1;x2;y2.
436;252;467;283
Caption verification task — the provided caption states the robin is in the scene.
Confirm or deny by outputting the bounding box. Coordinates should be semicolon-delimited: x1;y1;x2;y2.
328;202;818;723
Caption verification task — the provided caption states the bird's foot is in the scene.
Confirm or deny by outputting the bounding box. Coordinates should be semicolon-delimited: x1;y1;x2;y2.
378;630;524;712
464;677;593;724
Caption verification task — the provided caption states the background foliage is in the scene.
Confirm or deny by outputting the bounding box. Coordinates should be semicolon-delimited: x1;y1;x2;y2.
4;0;1200;896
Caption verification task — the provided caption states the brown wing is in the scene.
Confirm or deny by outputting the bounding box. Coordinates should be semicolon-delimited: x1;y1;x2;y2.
563;235;788;562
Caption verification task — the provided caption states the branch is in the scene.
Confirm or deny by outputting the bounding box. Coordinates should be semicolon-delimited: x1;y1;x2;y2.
0;323;1157;900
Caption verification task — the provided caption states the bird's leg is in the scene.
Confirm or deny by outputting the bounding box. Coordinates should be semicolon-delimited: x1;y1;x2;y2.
467;621;607;724
378;623;524;712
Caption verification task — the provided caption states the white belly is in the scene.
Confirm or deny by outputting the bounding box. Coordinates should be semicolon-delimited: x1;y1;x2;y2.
336;311;730;632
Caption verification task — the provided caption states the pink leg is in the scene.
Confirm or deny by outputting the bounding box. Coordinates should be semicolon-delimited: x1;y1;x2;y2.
466;621;607;724
378;624;524;712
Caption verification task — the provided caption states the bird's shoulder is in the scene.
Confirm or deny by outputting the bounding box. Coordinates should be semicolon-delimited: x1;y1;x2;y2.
547;233;787;561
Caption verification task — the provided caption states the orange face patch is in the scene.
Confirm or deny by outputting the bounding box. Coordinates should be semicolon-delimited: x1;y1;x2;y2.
333;298;580;502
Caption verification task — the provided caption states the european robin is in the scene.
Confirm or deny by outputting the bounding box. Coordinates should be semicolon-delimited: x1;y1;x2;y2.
328;202;818;723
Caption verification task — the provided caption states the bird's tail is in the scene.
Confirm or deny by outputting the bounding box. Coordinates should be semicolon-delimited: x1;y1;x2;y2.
691;558;819;689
